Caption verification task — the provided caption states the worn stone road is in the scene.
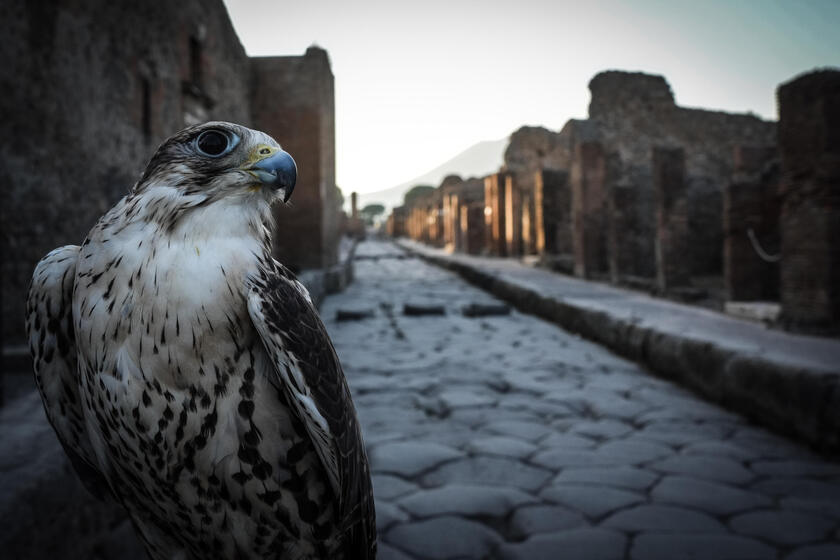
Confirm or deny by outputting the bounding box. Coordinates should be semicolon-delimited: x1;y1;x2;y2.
322;240;840;560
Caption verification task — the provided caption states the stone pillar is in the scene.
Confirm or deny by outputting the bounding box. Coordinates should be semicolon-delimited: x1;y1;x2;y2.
504;175;522;257
653;146;690;292
608;183;638;284
484;173;508;256
777;70;840;332
724;146;779;301
535;169;571;256
571;142;607;278
351;192;358;219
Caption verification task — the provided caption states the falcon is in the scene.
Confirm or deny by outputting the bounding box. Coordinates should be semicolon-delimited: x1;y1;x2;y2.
25;122;376;559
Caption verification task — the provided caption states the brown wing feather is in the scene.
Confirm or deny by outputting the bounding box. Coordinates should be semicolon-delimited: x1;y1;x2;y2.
26;245;111;500
247;261;376;559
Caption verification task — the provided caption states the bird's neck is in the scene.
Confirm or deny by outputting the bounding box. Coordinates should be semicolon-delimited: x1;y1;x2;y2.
126;186;274;252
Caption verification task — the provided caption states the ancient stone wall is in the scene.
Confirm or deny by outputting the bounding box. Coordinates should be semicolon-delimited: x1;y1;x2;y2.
251;47;339;271
608;183;640;283
386;206;408;237
724;146;780;301
449;178;484;254
405;190;443;246
587;71;776;279
494;71;775;286
484;173;509;256
571;142;608;278
534;170;570;256
0;1;340;346
653;147;691;291
439;175;465;251
777;69;840;333
0;0;253;346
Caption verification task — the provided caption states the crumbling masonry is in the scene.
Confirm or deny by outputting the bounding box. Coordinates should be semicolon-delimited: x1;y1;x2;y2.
391;69;840;334
0;0;342;348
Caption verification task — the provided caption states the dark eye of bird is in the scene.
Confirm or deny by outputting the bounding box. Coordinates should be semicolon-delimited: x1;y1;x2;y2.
196;130;230;157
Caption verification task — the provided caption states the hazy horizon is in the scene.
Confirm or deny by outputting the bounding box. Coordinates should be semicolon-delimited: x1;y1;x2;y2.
223;0;840;196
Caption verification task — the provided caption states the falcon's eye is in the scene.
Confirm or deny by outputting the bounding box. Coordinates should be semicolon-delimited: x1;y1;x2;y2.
195;130;233;158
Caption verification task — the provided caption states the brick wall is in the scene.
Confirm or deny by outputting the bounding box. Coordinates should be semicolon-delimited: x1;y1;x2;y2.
251;47;339;272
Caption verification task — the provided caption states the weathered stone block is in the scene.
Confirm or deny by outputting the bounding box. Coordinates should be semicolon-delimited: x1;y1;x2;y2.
777;69;840;332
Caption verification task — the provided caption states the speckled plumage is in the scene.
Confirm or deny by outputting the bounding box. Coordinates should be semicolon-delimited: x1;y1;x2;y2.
25;122;376;559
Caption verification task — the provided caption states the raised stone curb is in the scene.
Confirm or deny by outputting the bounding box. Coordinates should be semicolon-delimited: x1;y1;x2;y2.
396;240;840;453
298;236;358;307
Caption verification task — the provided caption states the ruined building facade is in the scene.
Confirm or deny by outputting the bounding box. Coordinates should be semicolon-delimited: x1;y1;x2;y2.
0;0;340;346
391;69;840;334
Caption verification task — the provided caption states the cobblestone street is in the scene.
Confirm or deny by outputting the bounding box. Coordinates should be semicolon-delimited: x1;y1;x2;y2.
322;240;840;560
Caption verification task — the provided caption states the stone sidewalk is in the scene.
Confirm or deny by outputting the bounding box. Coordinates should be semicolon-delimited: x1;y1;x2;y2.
395;239;840;453
322;240;840;560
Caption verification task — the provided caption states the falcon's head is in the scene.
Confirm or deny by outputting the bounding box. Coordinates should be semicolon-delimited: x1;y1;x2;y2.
135;121;297;205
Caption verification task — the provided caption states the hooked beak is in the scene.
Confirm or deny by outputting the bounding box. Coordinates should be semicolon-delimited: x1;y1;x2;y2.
245;149;297;202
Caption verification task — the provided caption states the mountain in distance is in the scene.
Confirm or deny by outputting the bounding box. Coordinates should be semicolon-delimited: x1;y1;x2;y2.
356;138;507;211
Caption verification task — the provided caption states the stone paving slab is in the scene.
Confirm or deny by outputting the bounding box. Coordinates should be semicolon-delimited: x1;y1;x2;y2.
396;239;840;452
631;533;776;560
320;240;840;559
497;528;628;560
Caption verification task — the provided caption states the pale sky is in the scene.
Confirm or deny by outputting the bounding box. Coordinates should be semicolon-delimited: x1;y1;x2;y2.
223;0;839;196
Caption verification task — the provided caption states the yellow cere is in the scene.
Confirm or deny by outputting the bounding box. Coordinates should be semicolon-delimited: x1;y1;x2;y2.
245;144;280;166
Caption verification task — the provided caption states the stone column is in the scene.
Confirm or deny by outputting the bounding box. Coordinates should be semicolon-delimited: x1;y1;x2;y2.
724;146;779;301
571;142;607;278
777;70;840;332
653;146;690;292
351;191;358;219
